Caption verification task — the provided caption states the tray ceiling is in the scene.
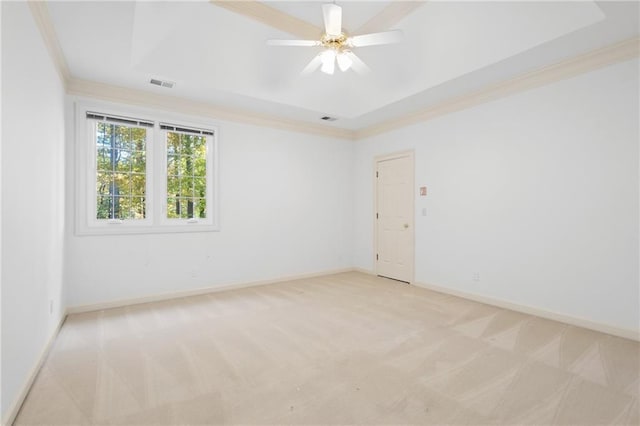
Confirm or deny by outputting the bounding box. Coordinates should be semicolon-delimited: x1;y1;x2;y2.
47;1;639;130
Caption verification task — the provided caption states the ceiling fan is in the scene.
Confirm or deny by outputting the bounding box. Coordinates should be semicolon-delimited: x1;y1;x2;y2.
267;3;403;75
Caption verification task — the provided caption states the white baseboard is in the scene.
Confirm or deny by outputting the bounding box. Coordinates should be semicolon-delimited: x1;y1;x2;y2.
66;267;354;315
2;312;68;426
351;267;638;341
411;281;639;342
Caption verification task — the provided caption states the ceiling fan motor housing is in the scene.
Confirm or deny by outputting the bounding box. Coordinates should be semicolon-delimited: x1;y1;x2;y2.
321;33;349;51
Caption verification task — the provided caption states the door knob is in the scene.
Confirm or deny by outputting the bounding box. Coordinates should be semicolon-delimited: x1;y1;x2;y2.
404;223;409;229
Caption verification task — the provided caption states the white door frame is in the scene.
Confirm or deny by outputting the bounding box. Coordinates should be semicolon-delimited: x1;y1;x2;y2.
373;150;415;283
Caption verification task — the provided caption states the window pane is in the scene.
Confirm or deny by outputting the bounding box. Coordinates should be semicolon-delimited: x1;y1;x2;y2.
96;171;113;196
165;131;208;219
192;136;207;152
194;156;206;177
131;173;146;196
114;173;130;195
181;176;194;198
195;198;206;219
130;197;146;219
132;152;145;174
97;148;112;171
166;197;179;218
115;150;133;173
180;134;194;156
96;123;112;148
167;132;180;154
194;177;206;198
96;194;110;219
178;198;195;219
115;124;132;151
167;154;179;176
167;176;180;197
119;197;133;219
131;128;146;152
94;122;147;220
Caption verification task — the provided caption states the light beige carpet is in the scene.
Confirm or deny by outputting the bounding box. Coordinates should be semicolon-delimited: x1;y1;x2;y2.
15;272;640;425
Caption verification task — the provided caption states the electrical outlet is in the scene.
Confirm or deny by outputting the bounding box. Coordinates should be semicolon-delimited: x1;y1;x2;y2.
472;272;480;282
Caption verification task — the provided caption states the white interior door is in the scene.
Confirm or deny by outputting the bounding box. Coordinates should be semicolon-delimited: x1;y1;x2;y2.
376;153;414;283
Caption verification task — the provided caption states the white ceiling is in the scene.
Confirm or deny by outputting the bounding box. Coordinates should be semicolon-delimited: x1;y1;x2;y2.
48;1;639;130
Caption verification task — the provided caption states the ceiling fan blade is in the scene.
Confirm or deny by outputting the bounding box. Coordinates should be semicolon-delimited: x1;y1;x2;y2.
267;39;320;47
344;51;370;75
301;54;323;75
349;29;403;47
322;3;342;36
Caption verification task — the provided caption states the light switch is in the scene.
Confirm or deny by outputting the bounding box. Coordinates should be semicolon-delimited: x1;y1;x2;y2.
422;208;427;216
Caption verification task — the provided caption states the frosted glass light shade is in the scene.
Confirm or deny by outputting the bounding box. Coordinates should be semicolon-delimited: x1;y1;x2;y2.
320;50;336;75
336;53;352;72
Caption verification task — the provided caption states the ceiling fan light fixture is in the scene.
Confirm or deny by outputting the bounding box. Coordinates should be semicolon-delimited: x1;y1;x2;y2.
321;58;335;75
336;52;352;72
266;3;403;75
320;49;336;74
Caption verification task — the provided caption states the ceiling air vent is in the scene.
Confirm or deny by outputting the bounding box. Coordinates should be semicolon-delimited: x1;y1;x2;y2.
321;116;337;122
150;78;175;89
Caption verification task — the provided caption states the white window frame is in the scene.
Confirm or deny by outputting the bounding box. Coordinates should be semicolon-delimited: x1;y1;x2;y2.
158;123;216;228
75;102;220;235
84;116;155;231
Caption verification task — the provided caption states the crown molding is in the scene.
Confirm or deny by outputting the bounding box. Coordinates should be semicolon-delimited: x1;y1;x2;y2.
210;0;321;40
27;0;70;87
355;1;426;35
66;78;355;140
355;36;640;140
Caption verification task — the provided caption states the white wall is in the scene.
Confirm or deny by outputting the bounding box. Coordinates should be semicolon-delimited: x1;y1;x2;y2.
1;2;67;421
0;1;3;419
65;100;354;307
354;59;639;333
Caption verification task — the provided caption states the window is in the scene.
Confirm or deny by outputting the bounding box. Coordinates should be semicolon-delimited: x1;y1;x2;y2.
76;104;218;235
94;119;150;221
161;124;213;223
